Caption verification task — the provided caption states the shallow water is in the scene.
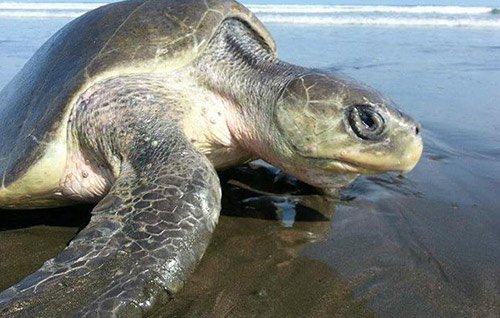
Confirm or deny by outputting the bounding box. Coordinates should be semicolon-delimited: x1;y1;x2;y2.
1;13;500;318
269;24;500;316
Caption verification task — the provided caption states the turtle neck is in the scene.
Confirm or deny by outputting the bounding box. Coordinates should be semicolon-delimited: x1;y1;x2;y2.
192;18;306;159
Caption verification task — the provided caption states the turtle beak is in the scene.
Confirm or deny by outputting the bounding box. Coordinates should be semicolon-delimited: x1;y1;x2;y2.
399;136;423;173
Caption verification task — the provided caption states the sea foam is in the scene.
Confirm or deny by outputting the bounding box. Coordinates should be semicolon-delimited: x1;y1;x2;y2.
0;2;498;28
258;15;500;28
247;5;494;15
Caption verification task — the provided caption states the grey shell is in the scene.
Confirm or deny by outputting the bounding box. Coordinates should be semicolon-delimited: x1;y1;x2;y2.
0;0;275;186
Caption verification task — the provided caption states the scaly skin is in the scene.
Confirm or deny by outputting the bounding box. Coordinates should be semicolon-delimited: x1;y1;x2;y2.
0;17;422;317
194;20;422;187
0;81;221;316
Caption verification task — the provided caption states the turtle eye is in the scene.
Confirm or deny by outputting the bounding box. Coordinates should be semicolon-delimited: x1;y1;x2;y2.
346;104;386;141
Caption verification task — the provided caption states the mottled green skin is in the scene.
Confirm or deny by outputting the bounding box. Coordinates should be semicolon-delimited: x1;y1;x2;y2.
0;0;422;316
0;118;220;316
0;0;274;315
0;0;273;186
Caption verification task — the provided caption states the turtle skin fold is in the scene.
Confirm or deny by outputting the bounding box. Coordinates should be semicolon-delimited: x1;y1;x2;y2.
0;123;221;317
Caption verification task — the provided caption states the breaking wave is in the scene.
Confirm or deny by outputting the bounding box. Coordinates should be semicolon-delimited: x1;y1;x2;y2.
0;2;106;10
259;15;500;28
0;2;498;28
248;5;495;15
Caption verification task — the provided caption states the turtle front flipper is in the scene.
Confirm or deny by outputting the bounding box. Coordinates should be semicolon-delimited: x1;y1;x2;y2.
0;127;221;317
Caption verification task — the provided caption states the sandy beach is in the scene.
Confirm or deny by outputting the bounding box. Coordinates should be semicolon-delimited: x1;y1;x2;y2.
1;2;499;316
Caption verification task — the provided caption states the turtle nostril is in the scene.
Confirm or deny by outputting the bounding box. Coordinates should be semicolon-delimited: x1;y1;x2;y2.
415;124;421;135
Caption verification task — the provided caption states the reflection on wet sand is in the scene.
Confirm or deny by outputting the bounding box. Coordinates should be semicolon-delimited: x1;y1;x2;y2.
0;162;372;317
0;206;90;291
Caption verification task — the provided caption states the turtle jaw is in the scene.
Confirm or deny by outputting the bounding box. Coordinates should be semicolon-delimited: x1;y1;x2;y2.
292;119;424;176
259;126;422;188
271;71;424;183
321;139;423;174
269;135;422;191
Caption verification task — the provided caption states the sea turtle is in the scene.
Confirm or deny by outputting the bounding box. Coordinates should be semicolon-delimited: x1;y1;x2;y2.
0;0;422;316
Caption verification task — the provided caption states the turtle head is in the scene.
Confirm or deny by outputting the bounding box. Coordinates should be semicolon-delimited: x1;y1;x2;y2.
271;72;422;188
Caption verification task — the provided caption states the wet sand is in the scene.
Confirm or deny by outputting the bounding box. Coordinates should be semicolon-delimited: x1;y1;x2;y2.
1;16;500;318
0;205;90;291
0;164;373;317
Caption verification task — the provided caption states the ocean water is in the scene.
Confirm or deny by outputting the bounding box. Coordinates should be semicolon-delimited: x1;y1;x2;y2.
0;1;499;317
1;1;500;26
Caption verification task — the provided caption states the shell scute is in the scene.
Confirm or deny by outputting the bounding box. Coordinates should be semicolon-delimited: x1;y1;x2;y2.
0;0;274;186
